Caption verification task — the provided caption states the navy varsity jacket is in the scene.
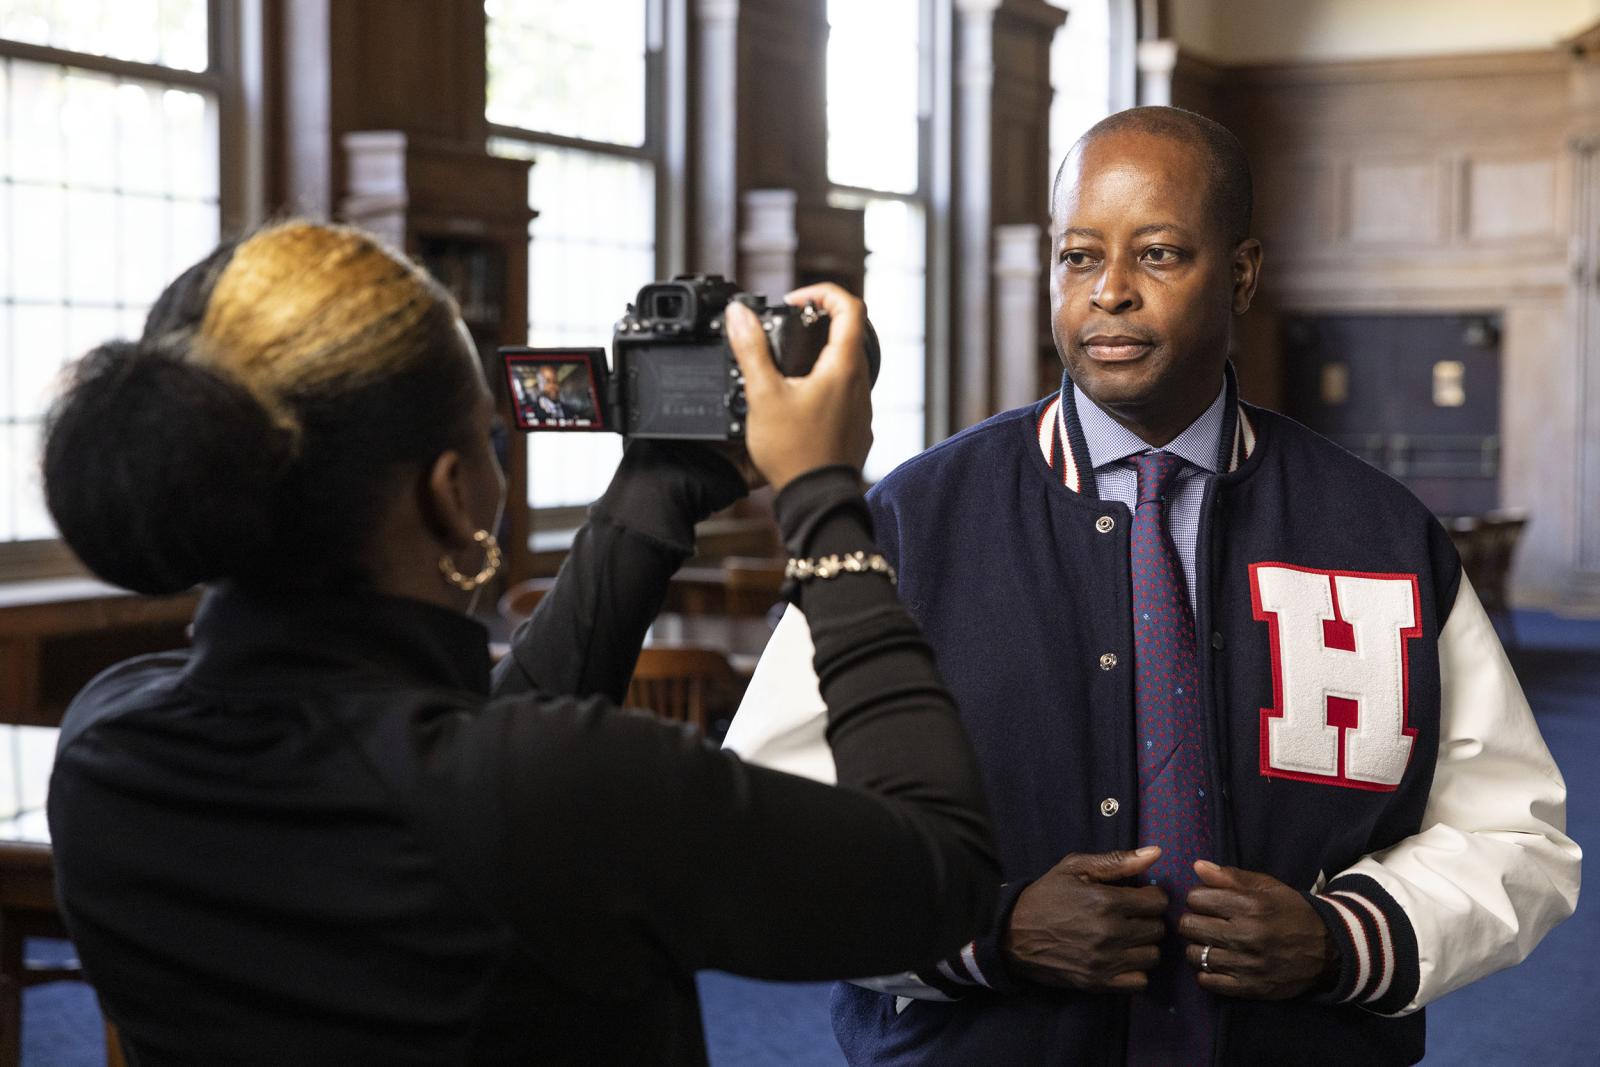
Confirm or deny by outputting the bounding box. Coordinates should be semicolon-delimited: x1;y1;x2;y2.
726;378;1578;1066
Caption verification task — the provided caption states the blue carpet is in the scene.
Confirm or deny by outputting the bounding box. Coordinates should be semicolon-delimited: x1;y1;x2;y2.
20;610;1600;1065
1417;610;1600;1066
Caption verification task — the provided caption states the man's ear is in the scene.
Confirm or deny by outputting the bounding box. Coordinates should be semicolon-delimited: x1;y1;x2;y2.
1232;238;1263;314
419;449;478;551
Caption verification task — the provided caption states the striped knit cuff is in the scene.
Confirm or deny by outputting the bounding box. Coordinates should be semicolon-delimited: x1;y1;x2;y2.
1306;874;1419;1015
925;881;1030;998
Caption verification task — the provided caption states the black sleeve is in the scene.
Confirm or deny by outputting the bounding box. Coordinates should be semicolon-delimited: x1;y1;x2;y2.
464;466;996;988
489;440;745;706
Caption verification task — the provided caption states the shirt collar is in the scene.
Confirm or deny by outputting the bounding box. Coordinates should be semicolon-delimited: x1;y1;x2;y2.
185;581;492;697
1071;379;1229;474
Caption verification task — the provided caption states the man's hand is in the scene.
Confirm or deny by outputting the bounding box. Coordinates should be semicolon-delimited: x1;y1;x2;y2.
1001;847;1167;993
1177;860;1337;1000
725;284;873;492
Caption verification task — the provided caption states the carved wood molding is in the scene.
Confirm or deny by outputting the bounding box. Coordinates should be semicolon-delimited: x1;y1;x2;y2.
1561;17;1600;59
1224;49;1567;88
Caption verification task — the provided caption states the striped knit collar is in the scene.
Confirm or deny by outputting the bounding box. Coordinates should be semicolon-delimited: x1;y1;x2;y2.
1036;363;1255;498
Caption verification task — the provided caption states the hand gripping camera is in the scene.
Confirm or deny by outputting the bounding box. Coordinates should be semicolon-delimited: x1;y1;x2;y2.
501;274;880;441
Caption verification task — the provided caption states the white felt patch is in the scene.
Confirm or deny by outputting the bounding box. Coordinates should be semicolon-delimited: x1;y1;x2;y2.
1252;565;1419;789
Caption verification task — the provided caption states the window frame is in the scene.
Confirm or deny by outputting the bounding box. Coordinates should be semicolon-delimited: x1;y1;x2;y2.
0;0;254;582
486;0;682;533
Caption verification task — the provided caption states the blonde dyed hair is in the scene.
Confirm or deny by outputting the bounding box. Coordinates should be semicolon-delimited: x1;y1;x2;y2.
196;221;455;430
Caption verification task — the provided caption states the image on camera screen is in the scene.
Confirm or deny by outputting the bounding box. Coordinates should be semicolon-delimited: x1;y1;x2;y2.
505;350;607;431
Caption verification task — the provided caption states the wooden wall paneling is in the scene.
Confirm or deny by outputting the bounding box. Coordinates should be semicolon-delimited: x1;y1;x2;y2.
1207;43;1595;602
1346;157;1442;245
1465;156;1562;242
1254;158;1337;248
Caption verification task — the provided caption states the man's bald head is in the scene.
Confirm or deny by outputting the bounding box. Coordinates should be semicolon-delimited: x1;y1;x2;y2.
1052;106;1253;248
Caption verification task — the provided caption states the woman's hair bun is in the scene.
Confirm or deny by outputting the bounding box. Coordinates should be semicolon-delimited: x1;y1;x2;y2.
43;340;295;595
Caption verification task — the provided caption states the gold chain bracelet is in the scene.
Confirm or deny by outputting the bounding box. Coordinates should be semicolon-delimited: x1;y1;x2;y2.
784;550;897;585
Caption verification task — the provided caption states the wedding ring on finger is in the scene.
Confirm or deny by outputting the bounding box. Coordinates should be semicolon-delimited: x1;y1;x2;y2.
1200;944;1212;972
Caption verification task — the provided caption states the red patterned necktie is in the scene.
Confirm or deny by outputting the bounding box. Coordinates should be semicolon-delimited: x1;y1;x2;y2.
1126;451;1215;1066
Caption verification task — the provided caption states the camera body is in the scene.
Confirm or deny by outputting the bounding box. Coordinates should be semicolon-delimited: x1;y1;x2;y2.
502;274;879;441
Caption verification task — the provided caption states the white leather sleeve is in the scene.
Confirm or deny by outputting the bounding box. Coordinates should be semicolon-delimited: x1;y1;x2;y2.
1322;576;1581;1014
721;604;838;784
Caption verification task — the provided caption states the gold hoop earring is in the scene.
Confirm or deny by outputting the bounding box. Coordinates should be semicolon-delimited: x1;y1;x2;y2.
439;530;503;592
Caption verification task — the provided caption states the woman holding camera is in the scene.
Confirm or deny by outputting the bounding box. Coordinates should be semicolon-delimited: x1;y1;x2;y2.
42;221;996;1065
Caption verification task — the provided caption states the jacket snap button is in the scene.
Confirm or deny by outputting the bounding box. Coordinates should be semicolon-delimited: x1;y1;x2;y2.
1099;652;1118;670
1100;797;1120;816
1095;515;1115;533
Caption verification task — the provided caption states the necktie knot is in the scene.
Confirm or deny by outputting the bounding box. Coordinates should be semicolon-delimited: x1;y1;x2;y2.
1134;451;1185;508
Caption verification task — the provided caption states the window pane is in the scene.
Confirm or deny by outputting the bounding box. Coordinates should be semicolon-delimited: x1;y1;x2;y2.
486;0;648;147
65;188;119;304
62;70;119;191
0;0;208;72
117;81;169;195
493;139;656;508
827;0;921;194
118;194;172;306
9;61;64;185
170;197;220;281
164;87;220;200
0;423;14;541
10;184;65;304
0;56;219;544
9;304;66;421
11;421;51;541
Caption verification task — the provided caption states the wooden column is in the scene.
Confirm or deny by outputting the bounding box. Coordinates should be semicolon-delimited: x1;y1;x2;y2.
993;223;1047;410
950;0;1064;429
690;0;863;291
274;0;487;218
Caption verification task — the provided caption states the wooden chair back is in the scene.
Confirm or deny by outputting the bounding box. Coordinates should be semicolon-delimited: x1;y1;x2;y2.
625;647;741;735
720;556;786;618
1446;508;1528;645
0;828;125;1067
496;577;556;626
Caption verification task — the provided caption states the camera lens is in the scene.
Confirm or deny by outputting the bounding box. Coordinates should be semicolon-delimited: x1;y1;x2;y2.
653;292;688;321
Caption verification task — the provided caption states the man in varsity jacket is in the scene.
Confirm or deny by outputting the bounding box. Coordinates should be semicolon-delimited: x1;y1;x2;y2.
724;106;1579;1065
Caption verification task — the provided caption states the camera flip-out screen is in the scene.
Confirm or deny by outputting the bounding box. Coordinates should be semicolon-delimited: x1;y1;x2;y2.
503;348;610;431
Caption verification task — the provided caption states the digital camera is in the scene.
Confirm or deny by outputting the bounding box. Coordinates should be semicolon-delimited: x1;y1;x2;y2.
501;274;880;441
